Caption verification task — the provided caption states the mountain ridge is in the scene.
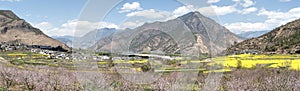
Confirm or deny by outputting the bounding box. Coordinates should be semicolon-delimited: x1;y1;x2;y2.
0;10;70;51
92;11;242;55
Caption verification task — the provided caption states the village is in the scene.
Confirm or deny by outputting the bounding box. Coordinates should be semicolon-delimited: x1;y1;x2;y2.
0;41;186;69
0;41;72;60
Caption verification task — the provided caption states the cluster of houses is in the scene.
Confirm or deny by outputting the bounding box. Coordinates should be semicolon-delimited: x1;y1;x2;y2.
0;42;28;51
232;49;300;55
232;49;260;55
1;41;183;62
31;49;71;60
0;42;71;60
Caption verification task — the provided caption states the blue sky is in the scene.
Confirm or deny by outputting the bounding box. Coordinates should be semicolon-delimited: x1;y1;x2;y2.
0;0;86;26
1;0;300;36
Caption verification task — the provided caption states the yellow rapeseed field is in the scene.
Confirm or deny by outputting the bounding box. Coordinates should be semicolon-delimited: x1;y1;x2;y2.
219;54;300;70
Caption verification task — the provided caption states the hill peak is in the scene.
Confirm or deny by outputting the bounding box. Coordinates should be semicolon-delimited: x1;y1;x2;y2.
178;11;205;20
0;10;20;20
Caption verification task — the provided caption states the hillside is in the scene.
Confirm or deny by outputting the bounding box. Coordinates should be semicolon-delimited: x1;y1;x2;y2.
92;11;242;55
0;10;70;51
227;19;300;54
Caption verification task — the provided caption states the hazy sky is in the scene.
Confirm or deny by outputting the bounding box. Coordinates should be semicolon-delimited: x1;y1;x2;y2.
1;0;300;36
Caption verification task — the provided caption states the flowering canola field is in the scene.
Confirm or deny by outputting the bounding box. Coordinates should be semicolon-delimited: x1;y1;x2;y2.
214;54;300;70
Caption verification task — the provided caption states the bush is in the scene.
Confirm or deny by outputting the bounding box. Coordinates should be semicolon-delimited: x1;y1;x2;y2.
141;65;151;72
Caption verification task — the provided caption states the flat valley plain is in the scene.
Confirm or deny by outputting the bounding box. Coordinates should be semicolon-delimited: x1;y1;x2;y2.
1;51;300;90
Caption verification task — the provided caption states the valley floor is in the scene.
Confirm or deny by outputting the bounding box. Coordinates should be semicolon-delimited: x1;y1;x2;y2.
0;53;300;90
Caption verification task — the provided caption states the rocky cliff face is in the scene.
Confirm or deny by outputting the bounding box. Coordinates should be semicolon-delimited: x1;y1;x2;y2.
128;29;180;53
0;10;70;51
93;11;242;55
227;19;300;54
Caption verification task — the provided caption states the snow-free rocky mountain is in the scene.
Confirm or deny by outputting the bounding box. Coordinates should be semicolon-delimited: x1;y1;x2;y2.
73;28;116;49
227;19;300;54
52;35;74;47
54;28;117;49
92;11;242;55
237;30;270;39
0;10;70;51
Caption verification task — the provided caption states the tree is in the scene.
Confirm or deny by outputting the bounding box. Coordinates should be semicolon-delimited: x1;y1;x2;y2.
0;66;18;90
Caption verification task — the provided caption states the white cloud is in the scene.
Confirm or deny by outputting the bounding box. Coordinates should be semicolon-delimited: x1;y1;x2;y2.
239;7;257;14
124;1;257;22
172;5;238;17
173;5;194;17
258;7;300;25
225;7;300;33
34;20;118;37
34;22;53;31
120;1;259;31
197;5;238;16
0;0;21;2
207;0;221;4
119;2;143;13
210;5;238;15
126;9;171;19
225;22;270;33
123;5;239;28
240;0;255;8
279;0;291;2
120;20;144;29
231;0;258;15
232;0;240;2
232;0;255;8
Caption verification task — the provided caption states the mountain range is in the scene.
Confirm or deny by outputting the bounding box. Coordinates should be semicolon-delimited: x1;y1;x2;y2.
0;10;70;51
51;35;74;47
52;28;117;49
237;30;270;39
